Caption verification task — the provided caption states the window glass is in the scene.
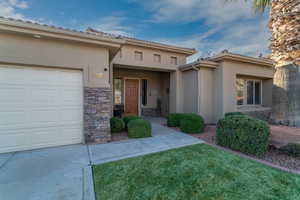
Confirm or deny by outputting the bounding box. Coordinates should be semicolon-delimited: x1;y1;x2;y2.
114;79;122;105
247;80;254;104
255;81;261;104
171;56;177;65
236;79;244;105
154;54;161;63
141;79;148;106
135;51;143;61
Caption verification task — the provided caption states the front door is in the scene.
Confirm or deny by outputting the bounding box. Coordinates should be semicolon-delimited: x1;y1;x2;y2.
125;79;139;116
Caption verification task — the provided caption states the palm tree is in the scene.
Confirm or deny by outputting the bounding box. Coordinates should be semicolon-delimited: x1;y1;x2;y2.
233;0;300;127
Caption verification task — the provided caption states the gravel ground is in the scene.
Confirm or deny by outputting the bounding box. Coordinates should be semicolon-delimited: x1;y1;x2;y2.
165;124;300;172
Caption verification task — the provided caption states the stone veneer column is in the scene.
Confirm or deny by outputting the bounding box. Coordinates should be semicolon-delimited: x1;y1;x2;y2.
84;87;112;143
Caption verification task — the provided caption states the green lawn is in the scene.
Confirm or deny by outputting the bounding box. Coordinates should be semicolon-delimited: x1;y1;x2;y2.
93;144;300;200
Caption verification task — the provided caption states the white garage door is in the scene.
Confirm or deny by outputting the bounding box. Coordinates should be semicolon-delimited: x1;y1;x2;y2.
0;66;83;153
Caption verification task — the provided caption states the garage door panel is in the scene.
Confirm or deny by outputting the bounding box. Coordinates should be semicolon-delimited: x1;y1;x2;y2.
0;67;83;153
0;87;27;108
0;111;28;126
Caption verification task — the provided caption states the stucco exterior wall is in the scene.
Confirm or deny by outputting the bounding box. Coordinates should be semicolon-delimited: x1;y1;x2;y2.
215;60;274;122
113;44;187;71
199;68;215;124
182;70;198;113
0;33;110;88
170;70;184;113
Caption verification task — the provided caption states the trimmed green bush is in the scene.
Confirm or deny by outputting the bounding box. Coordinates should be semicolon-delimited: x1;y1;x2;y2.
123;115;140;128
110;117;125;133
224;112;244;118
180;114;205;134
216;115;270;156
127;119;152;138
167;113;186;127
279;143;300;157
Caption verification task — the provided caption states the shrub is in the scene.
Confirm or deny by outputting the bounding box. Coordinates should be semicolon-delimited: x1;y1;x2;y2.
123;115;140;128
110;117;125;133
279;143;300;157
216;115;270;156
180;114;205;134
167;113;186;127
127;119;152;138
224;112;244;118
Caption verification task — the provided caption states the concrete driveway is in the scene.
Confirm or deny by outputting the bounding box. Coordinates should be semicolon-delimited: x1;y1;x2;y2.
0;123;203;200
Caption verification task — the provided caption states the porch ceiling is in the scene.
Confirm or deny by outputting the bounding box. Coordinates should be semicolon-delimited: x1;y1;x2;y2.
113;64;176;72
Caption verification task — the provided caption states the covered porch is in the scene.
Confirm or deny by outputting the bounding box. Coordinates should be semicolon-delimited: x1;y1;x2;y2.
112;64;172;117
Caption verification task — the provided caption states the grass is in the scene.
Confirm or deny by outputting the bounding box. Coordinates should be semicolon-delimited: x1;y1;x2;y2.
93;144;300;200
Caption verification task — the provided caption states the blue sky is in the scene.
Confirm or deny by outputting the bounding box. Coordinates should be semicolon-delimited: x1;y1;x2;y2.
0;0;270;61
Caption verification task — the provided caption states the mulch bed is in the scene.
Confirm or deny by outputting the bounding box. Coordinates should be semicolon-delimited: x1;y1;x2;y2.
110;131;129;142
165;124;300;172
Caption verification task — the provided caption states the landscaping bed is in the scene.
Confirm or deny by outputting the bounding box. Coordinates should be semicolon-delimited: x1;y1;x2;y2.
110;116;152;142
93;144;300;200
189;125;300;171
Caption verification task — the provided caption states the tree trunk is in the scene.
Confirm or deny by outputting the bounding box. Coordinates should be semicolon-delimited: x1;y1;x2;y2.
270;0;300;127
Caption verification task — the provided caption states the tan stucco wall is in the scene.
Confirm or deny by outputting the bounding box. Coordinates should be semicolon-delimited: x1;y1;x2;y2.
170;70;184;113
199;68;215;124
113;67;170;111
219;60;274;119
182;70;198;113
113;44;187;71
0;33;110;88
181;60;274;124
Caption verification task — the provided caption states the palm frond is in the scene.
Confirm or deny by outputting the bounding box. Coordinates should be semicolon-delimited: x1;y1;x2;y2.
225;0;271;13
252;0;271;13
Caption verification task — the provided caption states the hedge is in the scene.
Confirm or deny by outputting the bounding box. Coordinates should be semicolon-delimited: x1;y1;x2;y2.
279;143;300;157
110;117;125;133
224;112;244;118
216;115;270;156
167;113;186;127
180;114;205;134
123;115;140;128
127;119;152;138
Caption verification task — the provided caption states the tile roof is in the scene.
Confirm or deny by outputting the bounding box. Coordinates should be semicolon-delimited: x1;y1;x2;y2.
0;17;195;53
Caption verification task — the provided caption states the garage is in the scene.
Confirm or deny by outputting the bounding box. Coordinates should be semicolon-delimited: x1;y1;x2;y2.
0;66;83;153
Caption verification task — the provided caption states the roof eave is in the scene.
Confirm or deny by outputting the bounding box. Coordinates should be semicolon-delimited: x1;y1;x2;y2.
209;53;274;67
125;39;196;56
0;18;125;48
179;60;218;71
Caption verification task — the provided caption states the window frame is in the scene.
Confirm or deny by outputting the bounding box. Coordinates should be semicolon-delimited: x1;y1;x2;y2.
236;78;263;107
170;56;178;65
134;51;143;61
113;78;123;105
153;54;161;63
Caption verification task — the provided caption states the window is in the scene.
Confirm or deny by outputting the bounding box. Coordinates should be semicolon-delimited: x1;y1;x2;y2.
114;78;122;105
154;54;161;63
170;56;178;65
236;78;262;106
236;79;244;105
134;51;143;61
141;79;148;106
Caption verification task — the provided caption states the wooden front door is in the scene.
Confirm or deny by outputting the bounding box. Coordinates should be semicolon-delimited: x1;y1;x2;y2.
125;79;139;116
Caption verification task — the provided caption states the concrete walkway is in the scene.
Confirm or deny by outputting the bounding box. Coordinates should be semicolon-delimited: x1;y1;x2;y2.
88;123;203;165
0;122;203;200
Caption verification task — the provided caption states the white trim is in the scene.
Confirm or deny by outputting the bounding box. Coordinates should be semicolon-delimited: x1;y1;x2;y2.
123;77;141;116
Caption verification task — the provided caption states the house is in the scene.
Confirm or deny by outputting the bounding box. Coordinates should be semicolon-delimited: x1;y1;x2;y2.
0;17;274;154
180;51;274;124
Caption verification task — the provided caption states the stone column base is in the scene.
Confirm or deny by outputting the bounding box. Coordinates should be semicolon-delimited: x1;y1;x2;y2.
84;87;112;143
